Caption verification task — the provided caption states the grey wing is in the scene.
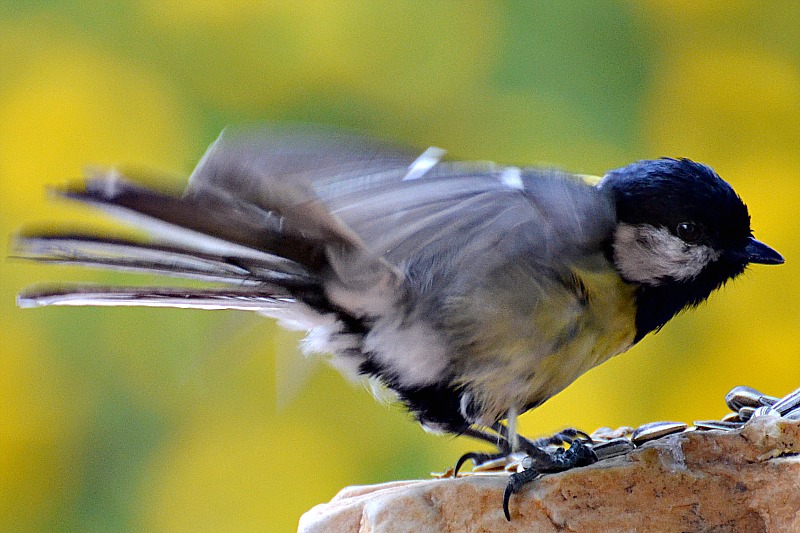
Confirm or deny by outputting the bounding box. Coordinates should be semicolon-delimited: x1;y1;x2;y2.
188;123;418;191
18;125;616;320
330;165;616;274
188;125;616;276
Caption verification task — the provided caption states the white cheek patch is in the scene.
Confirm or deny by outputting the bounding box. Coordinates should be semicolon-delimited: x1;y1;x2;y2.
613;223;721;286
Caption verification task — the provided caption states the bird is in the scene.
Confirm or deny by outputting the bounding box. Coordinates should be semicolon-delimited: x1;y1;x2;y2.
16;125;783;515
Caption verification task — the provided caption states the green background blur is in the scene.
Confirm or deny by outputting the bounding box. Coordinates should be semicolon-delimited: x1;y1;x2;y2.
2;2;799;531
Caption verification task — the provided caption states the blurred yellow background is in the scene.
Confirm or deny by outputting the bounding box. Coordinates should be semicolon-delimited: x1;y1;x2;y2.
2;2;799;531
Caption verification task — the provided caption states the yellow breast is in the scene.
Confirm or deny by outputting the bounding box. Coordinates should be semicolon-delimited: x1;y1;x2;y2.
450;265;637;425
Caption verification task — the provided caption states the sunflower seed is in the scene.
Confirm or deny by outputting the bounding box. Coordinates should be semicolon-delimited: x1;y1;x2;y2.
472;456;514;472
752;406;780;418
725;386;764;411
590;426;634;441
631;421;687;445
783;408;800;421
722;412;741;423
737;406;755;421
772;387;800;415
694;420;742;431
592;438;635;459
758;395;779;407
589;427;614;441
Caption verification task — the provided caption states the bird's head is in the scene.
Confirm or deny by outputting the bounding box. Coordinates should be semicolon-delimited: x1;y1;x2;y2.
599;158;782;311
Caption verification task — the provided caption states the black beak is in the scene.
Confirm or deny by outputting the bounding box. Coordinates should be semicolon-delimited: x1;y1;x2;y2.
744;237;784;265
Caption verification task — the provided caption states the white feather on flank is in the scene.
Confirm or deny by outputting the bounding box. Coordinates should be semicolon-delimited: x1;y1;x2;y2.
420;420;450;435
261;304;369;382
315;259;452;388
364;314;450;388
613;223;721;285
367;377;400;404
260;304;357;356
265;287;449;408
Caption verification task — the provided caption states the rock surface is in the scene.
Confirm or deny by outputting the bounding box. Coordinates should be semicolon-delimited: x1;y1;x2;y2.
298;417;800;532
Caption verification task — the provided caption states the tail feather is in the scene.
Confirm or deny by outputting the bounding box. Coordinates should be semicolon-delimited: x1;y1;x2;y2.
17;285;295;311
17;165;396;330
64;174;328;271
14;233;313;286
14;173;335;315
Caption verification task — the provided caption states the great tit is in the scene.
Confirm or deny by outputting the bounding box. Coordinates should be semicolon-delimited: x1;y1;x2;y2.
16;126;783;483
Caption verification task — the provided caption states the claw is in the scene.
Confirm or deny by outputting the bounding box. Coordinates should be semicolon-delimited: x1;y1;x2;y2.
453;451;508;476
503;482;513;521
453;452;480;477
503;468;540;521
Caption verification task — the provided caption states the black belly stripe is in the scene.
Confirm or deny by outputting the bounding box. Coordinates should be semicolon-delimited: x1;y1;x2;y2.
358;356;469;432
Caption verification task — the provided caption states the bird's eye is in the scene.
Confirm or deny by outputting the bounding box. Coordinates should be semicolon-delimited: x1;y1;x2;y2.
676;222;702;243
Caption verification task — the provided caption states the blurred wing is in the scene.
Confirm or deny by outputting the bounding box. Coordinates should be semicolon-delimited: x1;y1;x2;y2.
187;126;617;272
188;124;418;193
18;126;616;317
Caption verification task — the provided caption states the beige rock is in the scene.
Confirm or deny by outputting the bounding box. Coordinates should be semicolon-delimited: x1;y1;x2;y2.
299;418;800;532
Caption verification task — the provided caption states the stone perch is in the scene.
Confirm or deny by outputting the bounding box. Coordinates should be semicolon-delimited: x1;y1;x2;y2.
299;417;800;532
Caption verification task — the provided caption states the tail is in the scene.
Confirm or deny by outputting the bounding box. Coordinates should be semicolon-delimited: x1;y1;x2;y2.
15;169;394;334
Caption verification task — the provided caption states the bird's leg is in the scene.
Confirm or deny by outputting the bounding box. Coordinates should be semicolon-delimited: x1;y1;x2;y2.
454;421;559;475
454;424;597;486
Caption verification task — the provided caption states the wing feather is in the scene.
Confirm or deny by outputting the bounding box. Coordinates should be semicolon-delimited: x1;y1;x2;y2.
183;126;616;274
19;126;616;332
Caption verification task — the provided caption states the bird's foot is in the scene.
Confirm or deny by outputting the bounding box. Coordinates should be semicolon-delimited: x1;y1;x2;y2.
453;426;593;476
453;425;599;519
503;437;597;521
